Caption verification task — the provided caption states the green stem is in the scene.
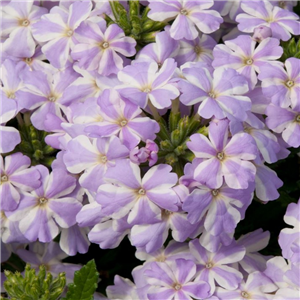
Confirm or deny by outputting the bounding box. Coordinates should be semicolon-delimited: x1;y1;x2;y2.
171;97;180;113
23;112;31;126
16;113;24;126
148;101;160;121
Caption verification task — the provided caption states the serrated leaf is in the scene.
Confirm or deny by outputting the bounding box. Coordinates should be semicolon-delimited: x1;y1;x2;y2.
63;260;99;300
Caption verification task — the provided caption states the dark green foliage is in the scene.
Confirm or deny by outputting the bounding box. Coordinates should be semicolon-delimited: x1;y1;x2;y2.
62;260;99;300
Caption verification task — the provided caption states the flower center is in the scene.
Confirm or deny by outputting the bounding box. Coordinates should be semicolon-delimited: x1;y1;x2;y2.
24;57;32;64
143;88;151;93
138;188;146;195
285;80;294;88
296;115;300;123
241;291;250;298
48;96;56;102
1;175;8;183
21;19;30;27
180;8;188;15
173;283;182;290
205;262;213;269
156;255;166;262
119;119;127;127
6;92;16;99
245;58;253;65
99;155;107;163
217;152;225;160
66;29;73;37
278;1;286;8
208;92;216;99
101;42;109;49
39;197;48;205
212;189;219;196
194;45;202;54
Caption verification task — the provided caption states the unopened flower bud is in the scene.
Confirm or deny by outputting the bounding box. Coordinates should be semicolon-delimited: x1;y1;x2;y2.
252;26;272;42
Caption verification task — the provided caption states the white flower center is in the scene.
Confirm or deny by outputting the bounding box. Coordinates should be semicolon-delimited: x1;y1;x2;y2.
194;45;201;54
1;175;8;183
241;291;250;298
100;155;107;163
296;115;300;123
212;189;219;196
101;42;109;49
138;188;146;195
48;96;56;102
143;88;151;93
119;119;127;127
245;58;253;65
156;255;166;262
66;30;73;37
6;92;16;99
205;262;213;269
180;8;188;15
39;197;48;204
25;57;32;64
208;92;216;99
173;283;182;290
217;152;225;160
21;19;30;27
285;80;294;88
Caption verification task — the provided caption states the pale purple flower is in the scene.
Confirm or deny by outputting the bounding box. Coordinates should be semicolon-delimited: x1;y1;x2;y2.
237;229;271;273
148;0;223;40
264;256;290;287
1;1;47;57
136;30;180;66
32;1;92;68
279;200;300;263
96;160;179;225
130;139;159;167
63;135;129;192
189;239;245;294
265;103;300;148
117;58;179;109
175;33;217;66
18;66;79;130
16;241;81;282
85;89;159;150
215;271;278;300
187;119;257;189
0;153;41;212
212;36;283;89
72;21;136;76
130;207;202;254
178;64;252;121
76;200;105;228
145;259;210;300
182;183;253;240
7;165;82;242
236;0;300;41
258;57;300;109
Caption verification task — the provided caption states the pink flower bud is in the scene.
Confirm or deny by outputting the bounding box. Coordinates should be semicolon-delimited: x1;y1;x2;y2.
252;26;272;42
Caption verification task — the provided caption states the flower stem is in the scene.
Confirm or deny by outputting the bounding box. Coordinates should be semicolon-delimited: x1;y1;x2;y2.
148;101;160;121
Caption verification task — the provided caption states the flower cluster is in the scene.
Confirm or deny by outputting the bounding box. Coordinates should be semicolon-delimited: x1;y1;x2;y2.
1;0;299;299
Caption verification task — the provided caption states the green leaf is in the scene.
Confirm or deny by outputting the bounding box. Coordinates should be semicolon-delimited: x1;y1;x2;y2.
63;260;99;300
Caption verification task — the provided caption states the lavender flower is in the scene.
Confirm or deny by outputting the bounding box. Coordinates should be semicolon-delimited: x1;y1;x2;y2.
212;36;283;89
117;58;179;109
178;64;252;121
145;259;210;299
148;0;223;40
187;119;257;189
85;89;159;150
236;0;300;41
1;1;47;57
258;57;300;109
72;21;136;76
32;1;92;68
7;165;82;242
0;153;41;211
96;159;179;225
130;139;159;167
